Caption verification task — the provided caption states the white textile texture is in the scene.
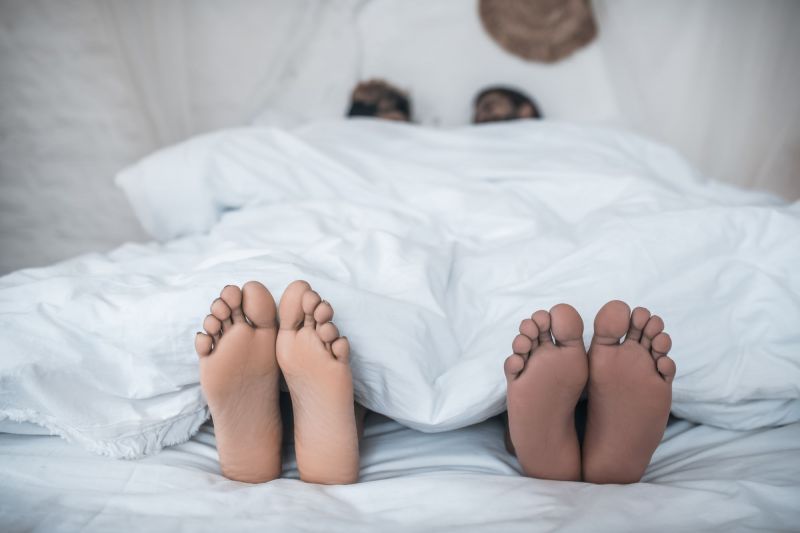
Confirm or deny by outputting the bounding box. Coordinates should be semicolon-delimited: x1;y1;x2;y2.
594;0;800;202
1;121;798;459
0;0;798;272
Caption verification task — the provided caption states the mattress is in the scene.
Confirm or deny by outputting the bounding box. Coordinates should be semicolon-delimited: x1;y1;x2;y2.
1;415;798;532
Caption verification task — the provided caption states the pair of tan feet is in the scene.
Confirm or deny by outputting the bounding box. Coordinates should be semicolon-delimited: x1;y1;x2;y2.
505;301;676;483
194;280;360;485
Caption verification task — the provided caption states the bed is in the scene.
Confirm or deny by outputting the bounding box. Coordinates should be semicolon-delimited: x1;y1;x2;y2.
1;416;799;532
1;119;798;531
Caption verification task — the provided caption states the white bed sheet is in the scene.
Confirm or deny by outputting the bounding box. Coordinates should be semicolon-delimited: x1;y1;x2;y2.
0;416;798;532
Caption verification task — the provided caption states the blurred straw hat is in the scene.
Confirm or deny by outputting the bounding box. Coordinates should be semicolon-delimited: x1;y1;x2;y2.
479;0;597;63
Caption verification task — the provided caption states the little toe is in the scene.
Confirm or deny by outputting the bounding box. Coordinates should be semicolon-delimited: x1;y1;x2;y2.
195;332;213;357
203;314;222;339
531;310;553;344
210;298;233;329
314;301;334;325
657;355;677;382
241;281;277;328
625;307;650;343
593;300;630;345
549;303;584;347
504;353;525;380
278;280;312;330
220;285;245;324
331;336;350;361
512;334;533;356
317;321;339;344
302;290;322;328
641;315;665;350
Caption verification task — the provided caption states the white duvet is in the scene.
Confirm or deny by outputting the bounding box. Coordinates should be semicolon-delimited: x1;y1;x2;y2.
0;120;798;458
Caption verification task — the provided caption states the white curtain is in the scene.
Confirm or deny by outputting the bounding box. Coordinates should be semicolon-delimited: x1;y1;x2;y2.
98;0;364;147
595;0;800;198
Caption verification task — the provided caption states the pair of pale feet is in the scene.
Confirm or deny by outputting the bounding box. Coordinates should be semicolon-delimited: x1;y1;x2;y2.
194;280;676;485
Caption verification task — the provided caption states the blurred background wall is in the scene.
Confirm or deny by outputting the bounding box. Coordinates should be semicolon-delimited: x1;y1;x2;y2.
0;0;798;274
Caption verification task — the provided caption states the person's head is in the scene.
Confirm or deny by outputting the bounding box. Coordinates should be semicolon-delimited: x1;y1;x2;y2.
347;79;412;122
473;87;541;124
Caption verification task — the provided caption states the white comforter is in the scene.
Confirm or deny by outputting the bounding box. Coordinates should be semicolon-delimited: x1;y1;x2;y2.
1;120;798;458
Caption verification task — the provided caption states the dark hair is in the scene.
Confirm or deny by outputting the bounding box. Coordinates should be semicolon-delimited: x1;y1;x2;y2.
347;80;411;120
474;86;542;119
347;97;410;118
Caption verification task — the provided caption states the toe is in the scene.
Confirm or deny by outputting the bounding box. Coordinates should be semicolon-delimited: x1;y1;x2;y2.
241;281;277;328
317;321;339;344
519;318;539;352
195;332;213;357
519;318;538;339
302;290;322;328
203;314;222;339
641;315;665;350
278;280;311;330
210;298;232;330
314;301;334;324
650;332;672;360
220;285;245;324
593;300;630;345
531;310;553;344
504;354;525;380
331;336;350;361
549;303;584;347
657;355;677;382
625;307;650;343
512;334;533;355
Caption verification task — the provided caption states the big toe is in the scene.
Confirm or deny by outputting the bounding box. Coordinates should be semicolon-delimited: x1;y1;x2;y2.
279;280;312;330
593;300;631;345
549;304;584;347
242;281;277;328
